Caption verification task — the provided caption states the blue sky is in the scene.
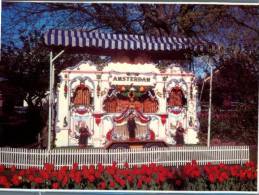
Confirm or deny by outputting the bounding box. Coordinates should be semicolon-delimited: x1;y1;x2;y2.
2;3;56;47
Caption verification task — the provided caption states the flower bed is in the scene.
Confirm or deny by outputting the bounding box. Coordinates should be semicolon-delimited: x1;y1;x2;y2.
0;161;257;191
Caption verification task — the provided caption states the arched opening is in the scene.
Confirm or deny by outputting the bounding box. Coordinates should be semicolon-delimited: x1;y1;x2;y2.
72;84;92;106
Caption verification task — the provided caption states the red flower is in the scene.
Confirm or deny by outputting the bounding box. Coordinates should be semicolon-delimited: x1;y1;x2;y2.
106;166;116;176
208;174;216;183
34;177;43;184
140;175;146;183
132;168;139;175
182;163;200;179
0;165;5;173
145;176;152;184
112;161;117;167
124;162;129;169
220;172;228;180
149;163;156;169
82;168;89;178
192;168;200;178
52;182;59;189
119;179;126;187
145;168;153;176
127;175;133;183
95;171;101;179
69;170;75;179
88;175;95;183
97;163;104;173
72;163;79;170
57;172;64;182
28;175;34;182
114;175;121;184
218;172;228;183
137;179;142;189
44;163;54;172
60;166;69;172
51;171;58;178
18;170;26;177
74;172;81;184
10;165;16;173
239;170;246;180
0;176;10;188
254;172;257;179
89;165;95;175
191;160;197;165
109;180;115;188
245;161;255;168
62;176;68;187
100;181;106;189
11;175;21;186
40;170;49;180
167;171;174;179
219;163;226;169
158;174;166;183
230;165;239;177
246;170;253;180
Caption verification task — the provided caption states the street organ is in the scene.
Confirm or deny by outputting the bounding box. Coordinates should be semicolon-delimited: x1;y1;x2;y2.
44;30;217;148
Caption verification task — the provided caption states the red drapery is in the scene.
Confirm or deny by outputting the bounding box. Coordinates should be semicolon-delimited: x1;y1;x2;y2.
160;114;168;125
93;113;103;126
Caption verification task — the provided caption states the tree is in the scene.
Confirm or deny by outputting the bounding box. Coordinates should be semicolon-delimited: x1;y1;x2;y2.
2;4;259;49
1;30;49;109
199;53;258;106
197;51;258;145
2;3;259;77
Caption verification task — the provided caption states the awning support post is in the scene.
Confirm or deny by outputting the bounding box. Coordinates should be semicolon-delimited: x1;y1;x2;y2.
47;51;53;151
207;57;213;147
47;50;64;151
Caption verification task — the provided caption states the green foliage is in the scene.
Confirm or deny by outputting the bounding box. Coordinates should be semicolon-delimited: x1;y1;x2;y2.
198;103;257;145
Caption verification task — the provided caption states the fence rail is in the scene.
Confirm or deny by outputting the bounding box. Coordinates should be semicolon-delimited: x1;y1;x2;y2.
0;146;249;169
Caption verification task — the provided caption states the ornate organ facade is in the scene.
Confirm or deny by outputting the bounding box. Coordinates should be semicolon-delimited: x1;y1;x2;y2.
55;61;200;147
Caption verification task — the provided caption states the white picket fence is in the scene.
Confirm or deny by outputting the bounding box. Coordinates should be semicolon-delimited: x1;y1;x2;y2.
0;146;249;169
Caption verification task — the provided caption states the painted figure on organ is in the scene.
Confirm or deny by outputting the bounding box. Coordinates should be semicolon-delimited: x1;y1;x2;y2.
78;123;91;147
127;113;136;140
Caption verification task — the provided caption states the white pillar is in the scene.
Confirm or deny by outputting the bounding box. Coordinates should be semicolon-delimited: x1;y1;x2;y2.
47;50;65;150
